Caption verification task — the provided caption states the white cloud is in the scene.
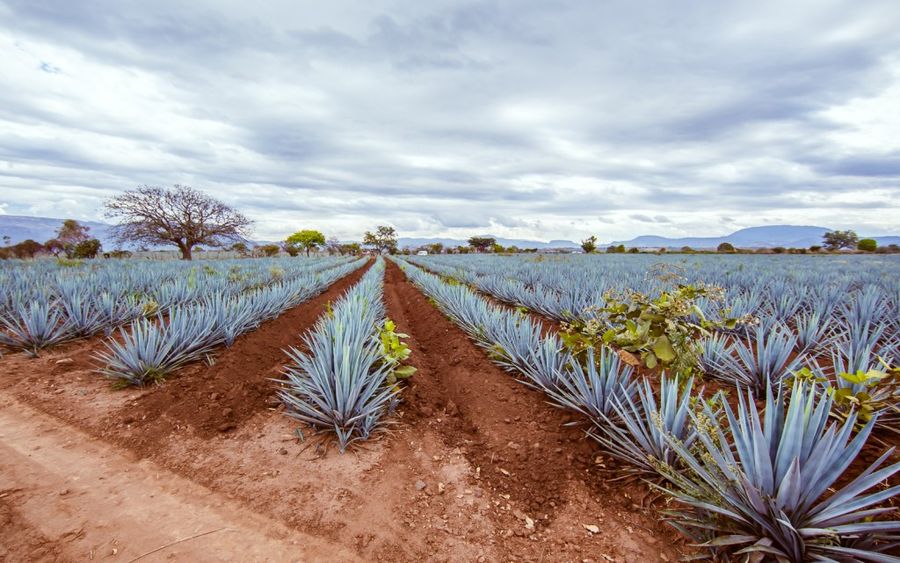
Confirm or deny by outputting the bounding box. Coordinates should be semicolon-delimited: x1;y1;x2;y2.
0;0;898;242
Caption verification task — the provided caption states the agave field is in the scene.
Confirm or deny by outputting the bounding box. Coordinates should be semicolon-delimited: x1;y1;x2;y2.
1;253;899;561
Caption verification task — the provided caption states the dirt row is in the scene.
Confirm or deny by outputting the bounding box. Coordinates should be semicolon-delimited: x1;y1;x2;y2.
0;259;682;562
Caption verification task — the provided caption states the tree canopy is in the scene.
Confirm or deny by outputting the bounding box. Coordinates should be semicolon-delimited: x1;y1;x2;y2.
57;219;90;246
581;235;597;254
104;185;251;260
285;229;326;256
857;238;877;252
73;238;102;259
823;230;858;251
468;236;496;252
363;226;398;254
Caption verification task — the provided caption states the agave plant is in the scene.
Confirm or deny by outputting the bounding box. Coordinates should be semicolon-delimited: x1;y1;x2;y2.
276;260;398;452
658;381;900;561
95;319;192;386
712;324;803;394
698;332;732;377
793;310;833;355
542;346;637;423
590;374;702;478
0;300;74;356
60;294;107;337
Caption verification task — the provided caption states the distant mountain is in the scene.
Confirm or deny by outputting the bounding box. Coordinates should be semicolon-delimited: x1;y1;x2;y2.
609;225;900;249
399;235;579;250
0;215;117;246
0;215;256;250
3;215;897;252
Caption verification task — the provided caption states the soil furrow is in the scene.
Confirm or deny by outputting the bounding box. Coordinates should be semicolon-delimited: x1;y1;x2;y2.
1;260;372;448
383;259;683;559
114;258;374;446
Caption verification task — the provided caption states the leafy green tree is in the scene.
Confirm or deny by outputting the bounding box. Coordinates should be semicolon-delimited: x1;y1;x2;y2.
229;242;249;256
823;229;858;251
581;235;597;254
72;238;102;259
717;242;735;252
57;219;90;245
339;242;362;256
258;244;280;257
468;236;496;252
857;238;877;252
12;239;43;259
55;219;91;257
426;242;444;255
285;229;326;256
363;226;398;254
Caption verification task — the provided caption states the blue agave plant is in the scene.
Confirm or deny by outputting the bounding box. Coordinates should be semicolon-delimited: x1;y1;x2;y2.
0;300;74;356
712;324;804;394
542;346;637;422
590;374;702;478
277;260;399;452
659;381;900;561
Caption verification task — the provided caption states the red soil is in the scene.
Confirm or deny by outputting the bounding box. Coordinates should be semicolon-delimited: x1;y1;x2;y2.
119;259;373;445
383;260;684;559
0;258;683;562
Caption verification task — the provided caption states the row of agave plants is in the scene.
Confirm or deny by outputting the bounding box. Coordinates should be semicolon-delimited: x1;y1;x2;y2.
412;255;900;441
275;258;415;452
0;256;357;357
408;255;899;356
96;258;367;386
394;257;900;561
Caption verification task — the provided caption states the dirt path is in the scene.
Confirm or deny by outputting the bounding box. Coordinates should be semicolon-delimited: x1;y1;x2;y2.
0;394;359;562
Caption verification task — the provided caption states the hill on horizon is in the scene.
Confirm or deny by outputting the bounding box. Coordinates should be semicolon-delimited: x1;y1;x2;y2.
2;215;898;251
608;225;900;249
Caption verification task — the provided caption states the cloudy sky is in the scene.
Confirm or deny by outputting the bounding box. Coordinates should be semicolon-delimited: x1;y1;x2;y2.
1;0;899;242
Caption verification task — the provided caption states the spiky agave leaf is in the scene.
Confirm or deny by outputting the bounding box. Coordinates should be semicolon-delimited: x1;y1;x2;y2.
95;319;189;386
0;300;74;356
793;310;833;355
276;259;397;452
657;381;900;561
590;374;701;478
60;293;107;337
698;332;732;378
542;346;637;423
712;323;803;394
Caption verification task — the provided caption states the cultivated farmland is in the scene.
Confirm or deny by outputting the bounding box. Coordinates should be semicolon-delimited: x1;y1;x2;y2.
1;254;899;561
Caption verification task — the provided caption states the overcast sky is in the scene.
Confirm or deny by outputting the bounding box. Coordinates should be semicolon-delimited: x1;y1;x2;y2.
1;0;899;242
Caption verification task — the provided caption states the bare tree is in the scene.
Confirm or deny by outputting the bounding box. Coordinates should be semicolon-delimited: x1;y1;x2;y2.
104;185;252;260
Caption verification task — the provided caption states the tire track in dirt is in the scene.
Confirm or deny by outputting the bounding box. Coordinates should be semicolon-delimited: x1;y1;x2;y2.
383;260;683;559
0;394;361;562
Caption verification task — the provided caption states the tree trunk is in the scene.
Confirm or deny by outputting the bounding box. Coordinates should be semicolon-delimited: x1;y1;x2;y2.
178;242;193;260
306;247;310;256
